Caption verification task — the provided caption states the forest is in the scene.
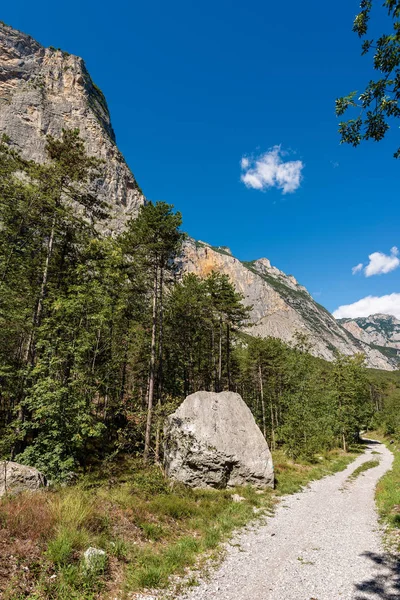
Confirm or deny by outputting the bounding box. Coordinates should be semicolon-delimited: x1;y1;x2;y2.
1;129;399;481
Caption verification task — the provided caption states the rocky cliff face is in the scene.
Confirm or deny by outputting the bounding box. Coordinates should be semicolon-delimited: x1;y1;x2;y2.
0;23;395;371
0;22;145;232
338;315;400;360
183;240;396;370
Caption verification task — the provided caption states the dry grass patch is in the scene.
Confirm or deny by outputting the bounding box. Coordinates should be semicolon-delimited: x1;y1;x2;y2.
0;490;55;541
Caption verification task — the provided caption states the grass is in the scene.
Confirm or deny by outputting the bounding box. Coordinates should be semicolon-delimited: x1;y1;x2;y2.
347;459;380;482
0;449;358;599
370;432;400;550
273;448;358;495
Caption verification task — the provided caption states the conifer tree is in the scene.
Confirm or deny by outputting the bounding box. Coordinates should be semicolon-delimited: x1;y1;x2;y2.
123;202;184;460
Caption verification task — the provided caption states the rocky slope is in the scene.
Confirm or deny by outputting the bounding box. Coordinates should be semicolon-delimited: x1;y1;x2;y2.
183;240;395;369
0;22;144;232
338;314;400;362
0;23;395;371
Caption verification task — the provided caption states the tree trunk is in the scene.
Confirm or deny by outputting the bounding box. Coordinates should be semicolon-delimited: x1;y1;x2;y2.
211;328;217;392
218;318;222;392
258;363;267;439
24;214;56;365
226;323;231;391
155;268;164;464
144;266;158;461
14;214;57;454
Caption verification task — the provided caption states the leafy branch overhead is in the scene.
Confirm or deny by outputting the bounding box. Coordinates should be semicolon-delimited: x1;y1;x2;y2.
335;0;400;157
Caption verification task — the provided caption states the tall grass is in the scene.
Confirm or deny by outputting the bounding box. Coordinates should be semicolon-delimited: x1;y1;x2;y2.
0;450;358;599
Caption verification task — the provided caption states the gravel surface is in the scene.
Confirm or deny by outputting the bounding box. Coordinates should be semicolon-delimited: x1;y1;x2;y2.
180;441;399;600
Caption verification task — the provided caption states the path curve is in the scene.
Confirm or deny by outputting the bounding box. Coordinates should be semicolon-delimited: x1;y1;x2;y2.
182;441;399;600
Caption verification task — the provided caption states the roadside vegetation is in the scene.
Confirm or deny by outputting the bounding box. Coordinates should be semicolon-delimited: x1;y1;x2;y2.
367;371;400;551
368;434;400;552
0;448;358;599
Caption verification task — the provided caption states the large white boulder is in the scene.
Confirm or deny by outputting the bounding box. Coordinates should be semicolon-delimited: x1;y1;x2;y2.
0;461;47;497
164;391;274;489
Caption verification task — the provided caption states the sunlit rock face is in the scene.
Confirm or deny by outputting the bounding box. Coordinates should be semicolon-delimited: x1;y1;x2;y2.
0;22;145;233
181;239;396;370
339;314;400;353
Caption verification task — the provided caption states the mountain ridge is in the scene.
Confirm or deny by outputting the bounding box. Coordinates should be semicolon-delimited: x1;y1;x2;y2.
0;22;396;371
338;314;400;363
182;239;396;369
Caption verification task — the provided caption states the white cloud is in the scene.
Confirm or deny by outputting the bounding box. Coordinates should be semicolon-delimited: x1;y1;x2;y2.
364;246;399;277
333;293;400;320
240;146;304;194
352;263;363;275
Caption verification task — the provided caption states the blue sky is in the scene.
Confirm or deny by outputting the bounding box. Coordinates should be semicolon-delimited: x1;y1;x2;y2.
2;0;400;317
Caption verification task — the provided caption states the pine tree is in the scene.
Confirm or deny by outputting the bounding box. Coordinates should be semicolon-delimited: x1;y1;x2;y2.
122;202;184;461
331;353;370;452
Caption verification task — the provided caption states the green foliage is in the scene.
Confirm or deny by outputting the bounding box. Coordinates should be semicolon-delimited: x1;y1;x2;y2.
0;128;381;477
46;529;75;566
163;271;250;398
331;353;371;452
376;438;400;538
369;369;400;438
336;1;400;157
236;334;371;460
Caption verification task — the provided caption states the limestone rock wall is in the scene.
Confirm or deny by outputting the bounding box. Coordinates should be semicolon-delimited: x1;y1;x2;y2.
182;239;395;370
339;314;400;352
0;22;145;232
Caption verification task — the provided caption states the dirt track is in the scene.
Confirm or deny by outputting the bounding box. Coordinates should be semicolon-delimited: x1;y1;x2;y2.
181;441;399;600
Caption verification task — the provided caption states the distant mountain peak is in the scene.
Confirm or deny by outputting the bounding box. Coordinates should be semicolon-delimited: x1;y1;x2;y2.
183;239;397;370
337;314;400;361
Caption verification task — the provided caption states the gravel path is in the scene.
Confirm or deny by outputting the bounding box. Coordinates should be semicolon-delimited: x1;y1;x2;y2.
181;441;399;600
